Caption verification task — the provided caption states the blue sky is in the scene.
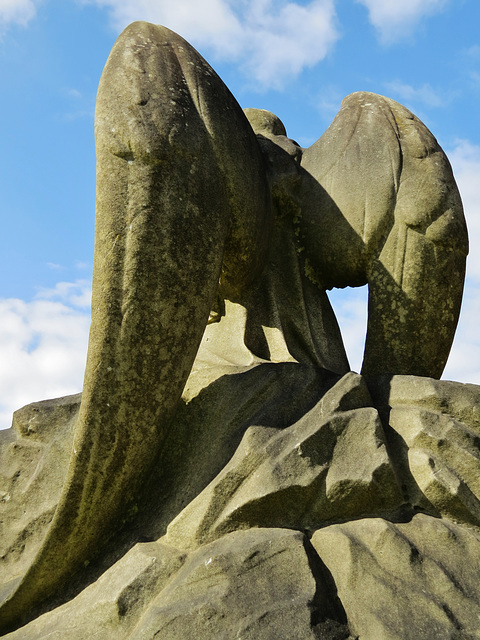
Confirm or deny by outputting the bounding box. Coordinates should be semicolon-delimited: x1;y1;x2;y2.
0;0;479;428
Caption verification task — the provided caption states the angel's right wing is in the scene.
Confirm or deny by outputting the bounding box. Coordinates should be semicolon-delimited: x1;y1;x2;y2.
299;91;468;379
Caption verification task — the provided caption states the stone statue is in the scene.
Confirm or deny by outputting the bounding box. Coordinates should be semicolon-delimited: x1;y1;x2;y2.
1;21;477;640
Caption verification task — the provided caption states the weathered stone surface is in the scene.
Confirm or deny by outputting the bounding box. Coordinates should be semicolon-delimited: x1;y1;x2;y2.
2;529;352;640
3;541;186;640
165;373;402;550
134;362;343;543
384;374;480;428
311;514;480;640
372;375;480;524
130;529;351;640
0;364;343;631
5;374;480;639
0;20;275;630
0;19;473;640
0;396;78;594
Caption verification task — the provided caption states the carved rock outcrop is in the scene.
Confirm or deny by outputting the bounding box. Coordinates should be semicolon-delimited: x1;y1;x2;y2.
3;374;480;639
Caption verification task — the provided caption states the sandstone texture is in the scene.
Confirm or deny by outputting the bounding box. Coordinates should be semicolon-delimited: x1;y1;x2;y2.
0;20;473;640
3;374;480;639
312;514;480;640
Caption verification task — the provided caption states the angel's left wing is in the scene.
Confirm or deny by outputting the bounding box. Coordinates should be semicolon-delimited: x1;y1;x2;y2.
298;91;468;378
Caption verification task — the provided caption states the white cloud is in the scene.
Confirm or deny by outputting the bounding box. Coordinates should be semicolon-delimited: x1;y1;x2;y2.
82;0;340;89
86;0;243;56
443;284;480;384
448;140;480;282
0;0;37;30
240;1;340;89
465;45;480;59
0;280;91;430
36;279;93;308
356;0;449;43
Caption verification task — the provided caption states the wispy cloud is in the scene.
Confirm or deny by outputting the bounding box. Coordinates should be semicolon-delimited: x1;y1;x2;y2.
0;0;37;33
356;0;449;43
385;80;446;108
465;45;480;59
75;260;91;270
65;88;83;99
471;72;480;90
81;0;340;89
312;84;344;124
59;86;96;121
0;280;91;430
36;279;92;308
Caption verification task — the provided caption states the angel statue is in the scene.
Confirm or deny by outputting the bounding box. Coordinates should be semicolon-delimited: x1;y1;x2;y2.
0;21;471;638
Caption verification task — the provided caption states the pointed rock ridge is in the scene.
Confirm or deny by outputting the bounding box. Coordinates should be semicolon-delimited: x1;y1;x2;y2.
164;373;403;550
6;375;480;639
131;528;351;640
